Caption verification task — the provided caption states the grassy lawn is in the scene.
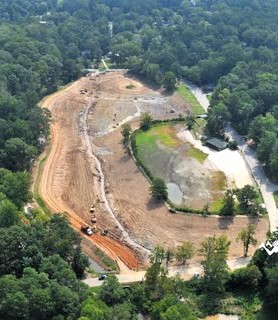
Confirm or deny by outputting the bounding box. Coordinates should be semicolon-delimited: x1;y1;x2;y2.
93;247;118;271
177;84;205;114
209;199;223;213
136;123;180;157
192;118;206;137
273;190;278;208
33;156;51;218
187;143;208;163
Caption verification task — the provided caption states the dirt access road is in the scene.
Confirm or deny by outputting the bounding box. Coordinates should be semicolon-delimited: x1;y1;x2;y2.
38;77;140;271
38;71;268;271
83;257;251;287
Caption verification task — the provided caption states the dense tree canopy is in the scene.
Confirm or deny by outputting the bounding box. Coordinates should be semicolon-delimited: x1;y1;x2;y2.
0;0;278;318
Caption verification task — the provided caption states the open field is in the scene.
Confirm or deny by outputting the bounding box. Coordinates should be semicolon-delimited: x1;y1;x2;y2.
135;122;226;210
37;71;268;270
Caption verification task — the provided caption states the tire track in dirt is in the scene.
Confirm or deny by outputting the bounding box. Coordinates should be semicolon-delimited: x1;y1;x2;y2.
83;97;150;256
38;82;139;271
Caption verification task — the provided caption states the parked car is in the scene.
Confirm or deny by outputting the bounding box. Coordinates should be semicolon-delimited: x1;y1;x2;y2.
98;274;107;280
81;225;93;236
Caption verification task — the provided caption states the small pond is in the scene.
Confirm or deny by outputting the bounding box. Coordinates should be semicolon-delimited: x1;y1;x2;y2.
166;182;184;205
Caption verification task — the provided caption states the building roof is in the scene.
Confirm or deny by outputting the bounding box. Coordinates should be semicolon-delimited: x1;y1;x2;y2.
206;138;228;150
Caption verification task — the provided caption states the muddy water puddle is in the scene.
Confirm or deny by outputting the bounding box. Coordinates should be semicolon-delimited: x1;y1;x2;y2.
166;182;183;205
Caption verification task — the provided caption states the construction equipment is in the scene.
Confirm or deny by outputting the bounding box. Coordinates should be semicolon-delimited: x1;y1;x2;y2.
81;225;93;236
100;228;108;236
91;214;97;223
92;226;98;233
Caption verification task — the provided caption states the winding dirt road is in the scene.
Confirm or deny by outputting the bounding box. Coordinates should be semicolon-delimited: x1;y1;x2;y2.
38;79;139;271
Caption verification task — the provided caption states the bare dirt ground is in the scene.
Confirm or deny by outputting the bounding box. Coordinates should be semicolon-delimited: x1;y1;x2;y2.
38;71;268;269
88;72;268;260
38;78;139;271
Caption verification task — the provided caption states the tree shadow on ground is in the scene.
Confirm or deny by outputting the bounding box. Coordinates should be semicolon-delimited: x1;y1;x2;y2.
119;154;131;163
147;197;165;210
218;216;235;230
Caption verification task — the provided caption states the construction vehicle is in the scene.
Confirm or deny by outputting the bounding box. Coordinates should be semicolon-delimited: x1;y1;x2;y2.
92;226;98;233
89;200;96;213
100;228;108;236
81;225;93;236
91;214;97;223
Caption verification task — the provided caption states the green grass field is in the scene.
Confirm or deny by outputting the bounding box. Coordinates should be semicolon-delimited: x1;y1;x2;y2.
136;123;180;156
187;143;208;163
177;84;205;114
33;156;51;218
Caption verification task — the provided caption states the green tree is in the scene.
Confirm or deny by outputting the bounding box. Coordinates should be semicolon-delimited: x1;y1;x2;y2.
206;103;231;136
248;114;277;143
200;235;231;293
236;224;258;257
150;245;165;264
163;71;177;91
165;249;174;268
150;177;168;201
229;265;262;291
0;137;37;171
266;265;278;307
80;298;109;320
0;291;29;320
0;198;20;227
99;275;126;306
185;115;195;130
140;112;152;131
237;185;258;210
0;169;30;208
257;131;277;162
220;189;235;216
121;123;132;154
175;241;195;265
162;304;197;320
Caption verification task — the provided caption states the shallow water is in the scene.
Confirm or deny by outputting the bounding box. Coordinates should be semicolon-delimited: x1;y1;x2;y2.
167;182;183;205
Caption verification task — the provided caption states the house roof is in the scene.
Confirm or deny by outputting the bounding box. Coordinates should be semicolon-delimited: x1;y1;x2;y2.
206;138;228;150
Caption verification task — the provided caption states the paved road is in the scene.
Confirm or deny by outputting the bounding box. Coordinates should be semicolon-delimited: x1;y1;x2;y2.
226;126;278;232
83;257;250;287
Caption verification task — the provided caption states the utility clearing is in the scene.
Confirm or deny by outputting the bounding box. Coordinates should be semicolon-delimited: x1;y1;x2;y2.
37;71;268;270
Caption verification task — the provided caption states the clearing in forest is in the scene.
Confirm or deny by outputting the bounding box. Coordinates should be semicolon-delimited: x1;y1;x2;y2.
135;122;227;212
